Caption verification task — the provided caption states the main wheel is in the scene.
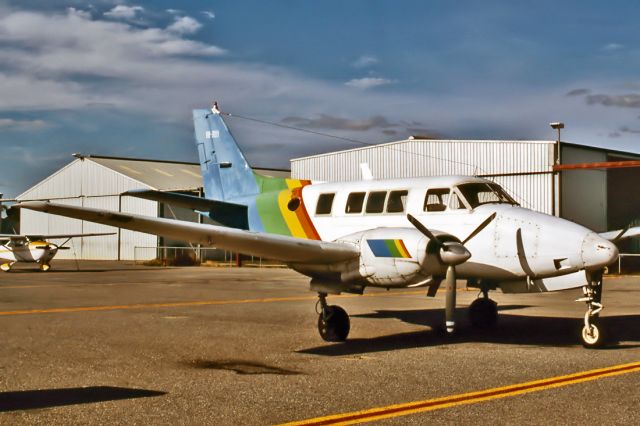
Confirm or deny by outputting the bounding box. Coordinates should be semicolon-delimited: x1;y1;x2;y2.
1;263;12;272
39;263;50;272
468;298;498;329
318;305;350;342
581;317;605;348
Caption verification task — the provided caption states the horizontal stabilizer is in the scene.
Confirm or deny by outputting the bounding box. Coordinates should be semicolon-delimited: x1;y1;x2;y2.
599;226;640;242
15;202;359;264
0;232;115;241
124;189;248;229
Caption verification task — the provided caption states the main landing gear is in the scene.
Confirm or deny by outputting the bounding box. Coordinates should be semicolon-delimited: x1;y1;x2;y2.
39;262;51;272
577;271;605;348
0;262;14;272
317;293;350;342
468;290;498;329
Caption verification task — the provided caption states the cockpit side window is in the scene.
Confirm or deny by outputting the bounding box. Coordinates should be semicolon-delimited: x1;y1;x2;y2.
449;193;466;210
424;188;450;212
345;192;366;214
456;182;518;208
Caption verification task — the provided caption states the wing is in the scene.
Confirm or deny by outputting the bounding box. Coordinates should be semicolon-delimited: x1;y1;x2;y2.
599;226;640;242
15;202;359;264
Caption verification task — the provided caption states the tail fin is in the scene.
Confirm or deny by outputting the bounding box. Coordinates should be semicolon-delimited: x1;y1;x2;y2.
193;108;259;201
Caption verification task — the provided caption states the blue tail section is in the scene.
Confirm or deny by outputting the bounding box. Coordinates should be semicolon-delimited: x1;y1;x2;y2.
193;109;260;201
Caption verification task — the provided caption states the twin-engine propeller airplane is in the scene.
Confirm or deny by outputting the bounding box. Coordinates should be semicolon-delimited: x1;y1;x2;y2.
0;233;115;272
15;104;640;347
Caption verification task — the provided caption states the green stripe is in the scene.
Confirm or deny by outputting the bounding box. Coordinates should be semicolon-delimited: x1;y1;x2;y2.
255;191;290;235
384;240;401;257
253;172;289;193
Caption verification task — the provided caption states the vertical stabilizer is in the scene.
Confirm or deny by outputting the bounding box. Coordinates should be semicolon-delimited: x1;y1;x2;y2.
193;108;260;201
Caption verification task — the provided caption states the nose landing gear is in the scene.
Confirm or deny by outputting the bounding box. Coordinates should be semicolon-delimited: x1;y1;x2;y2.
316;293;350;342
577;272;605;348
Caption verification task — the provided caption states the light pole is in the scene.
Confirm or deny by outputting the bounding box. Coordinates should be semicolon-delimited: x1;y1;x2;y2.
549;122;564;218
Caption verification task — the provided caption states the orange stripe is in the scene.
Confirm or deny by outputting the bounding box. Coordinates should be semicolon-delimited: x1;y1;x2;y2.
396;240;411;258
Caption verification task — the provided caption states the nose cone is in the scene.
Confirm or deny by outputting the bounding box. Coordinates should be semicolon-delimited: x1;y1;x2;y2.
581;233;618;270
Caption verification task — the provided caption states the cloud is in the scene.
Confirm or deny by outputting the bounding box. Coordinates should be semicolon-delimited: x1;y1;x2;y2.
566;88;591;96
602;43;623;52
586;94;640;108
282;114;397;131
0;118;48;129
344;77;392;90
167;16;202;35
202;11;216;20
352;55;378;68
104;5;144;20
166;9;181;15
620;126;640;134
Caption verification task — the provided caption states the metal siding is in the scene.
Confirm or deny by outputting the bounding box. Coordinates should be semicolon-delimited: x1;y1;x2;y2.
18;160;160;260
120;196;158;261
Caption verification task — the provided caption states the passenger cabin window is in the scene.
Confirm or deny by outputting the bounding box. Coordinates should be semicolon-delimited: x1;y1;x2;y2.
366;191;387;214
315;193;335;215
386;190;408;213
456;183;518;209
424;188;450;212
345;192;366;214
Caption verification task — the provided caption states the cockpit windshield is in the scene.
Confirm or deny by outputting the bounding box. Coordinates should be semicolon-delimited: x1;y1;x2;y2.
455;182;518;208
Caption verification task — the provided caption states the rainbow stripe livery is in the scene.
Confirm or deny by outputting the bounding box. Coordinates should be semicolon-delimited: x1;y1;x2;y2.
367;239;412;258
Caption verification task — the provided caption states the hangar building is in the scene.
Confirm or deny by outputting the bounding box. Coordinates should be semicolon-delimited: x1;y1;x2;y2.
291;139;640;253
17;154;290;260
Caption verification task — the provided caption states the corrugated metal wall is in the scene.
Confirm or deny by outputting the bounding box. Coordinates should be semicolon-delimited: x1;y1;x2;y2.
17;159;157;260
291;140;555;214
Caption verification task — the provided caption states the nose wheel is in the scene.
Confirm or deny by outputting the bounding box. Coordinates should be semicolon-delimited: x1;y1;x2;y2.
577;272;605;348
468;296;498;329
317;293;350;342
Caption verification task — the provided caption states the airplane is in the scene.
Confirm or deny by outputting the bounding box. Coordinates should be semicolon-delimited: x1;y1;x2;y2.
0;232;115;272
14;104;640;347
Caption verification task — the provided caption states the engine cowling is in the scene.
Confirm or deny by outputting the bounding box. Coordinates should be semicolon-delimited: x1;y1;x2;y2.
335;227;455;287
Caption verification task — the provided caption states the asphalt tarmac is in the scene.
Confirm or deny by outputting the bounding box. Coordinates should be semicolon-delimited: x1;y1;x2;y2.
0;261;639;425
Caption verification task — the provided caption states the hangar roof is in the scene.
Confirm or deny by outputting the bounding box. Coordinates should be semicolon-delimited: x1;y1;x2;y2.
88;156;203;191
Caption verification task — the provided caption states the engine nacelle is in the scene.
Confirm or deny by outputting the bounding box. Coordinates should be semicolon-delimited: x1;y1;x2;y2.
336;227;434;287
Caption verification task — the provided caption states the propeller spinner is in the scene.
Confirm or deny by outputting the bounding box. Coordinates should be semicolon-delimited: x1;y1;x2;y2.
407;212;496;333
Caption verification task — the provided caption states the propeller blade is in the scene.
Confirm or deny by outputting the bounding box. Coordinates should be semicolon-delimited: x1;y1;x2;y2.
613;224;631;243
461;212;497;245
34;245;50;250
407;214;442;246
445;265;457;333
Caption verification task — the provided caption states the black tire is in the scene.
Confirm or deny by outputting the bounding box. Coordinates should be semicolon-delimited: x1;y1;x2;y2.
468;298;498;329
581;317;605;348
318;305;350;342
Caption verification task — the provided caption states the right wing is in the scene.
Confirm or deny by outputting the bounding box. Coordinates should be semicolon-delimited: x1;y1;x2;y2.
15;202;359;264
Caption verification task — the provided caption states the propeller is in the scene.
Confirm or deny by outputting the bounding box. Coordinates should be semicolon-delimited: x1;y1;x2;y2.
407;212;497;333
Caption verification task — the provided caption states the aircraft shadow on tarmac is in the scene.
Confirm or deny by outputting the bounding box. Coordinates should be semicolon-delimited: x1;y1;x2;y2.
299;307;640;356
0;386;166;412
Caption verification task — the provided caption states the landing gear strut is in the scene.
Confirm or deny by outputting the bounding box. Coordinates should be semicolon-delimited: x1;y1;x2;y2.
468;287;498;329
316;293;350;342
577;271;605;348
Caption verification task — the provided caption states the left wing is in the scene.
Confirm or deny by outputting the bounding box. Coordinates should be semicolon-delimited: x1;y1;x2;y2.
599;226;640;242
15;202;359;264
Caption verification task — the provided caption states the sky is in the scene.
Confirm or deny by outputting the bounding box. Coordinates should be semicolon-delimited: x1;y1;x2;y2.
1;0;639;197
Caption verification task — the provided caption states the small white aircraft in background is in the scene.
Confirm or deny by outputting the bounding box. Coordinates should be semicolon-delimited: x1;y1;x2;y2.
0;233;114;272
14;105;640;347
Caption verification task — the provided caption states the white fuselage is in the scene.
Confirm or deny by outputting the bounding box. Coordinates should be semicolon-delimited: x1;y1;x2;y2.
293;175;617;291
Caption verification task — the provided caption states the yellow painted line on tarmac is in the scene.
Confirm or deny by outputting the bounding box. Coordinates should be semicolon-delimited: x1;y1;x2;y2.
280;361;640;425
0;290;426;317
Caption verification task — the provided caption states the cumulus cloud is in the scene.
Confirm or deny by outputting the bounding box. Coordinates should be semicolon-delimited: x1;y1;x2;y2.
586;93;640;108
352;55;378;68
345;77;392;90
167;16;202;35
0;118;48;129
566;88;591;96
104;5;144;20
